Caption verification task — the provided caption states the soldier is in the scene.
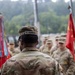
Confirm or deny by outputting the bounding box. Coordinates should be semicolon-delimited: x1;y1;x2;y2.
39;36;48;51
51;35;60;55
15;39;21;53
41;39;53;56
8;40;20;57
1;26;60;75
52;37;75;75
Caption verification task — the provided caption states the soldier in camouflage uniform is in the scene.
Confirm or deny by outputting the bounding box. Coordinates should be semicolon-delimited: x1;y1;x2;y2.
1;26;61;75
52;37;75;75
41;39;53;56
8;41;20;57
40;36;48;51
15;39;21;53
50;36;60;55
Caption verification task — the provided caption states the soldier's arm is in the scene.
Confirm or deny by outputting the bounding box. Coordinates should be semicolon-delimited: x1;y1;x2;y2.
50;48;56;55
39;45;44;52
1;62;9;75
51;51;56;58
1;60;17;75
66;53;75;75
54;60;63;75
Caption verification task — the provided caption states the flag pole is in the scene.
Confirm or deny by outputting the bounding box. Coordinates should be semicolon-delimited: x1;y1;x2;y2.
69;0;74;20
68;0;75;28
70;0;75;25
34;0;40;37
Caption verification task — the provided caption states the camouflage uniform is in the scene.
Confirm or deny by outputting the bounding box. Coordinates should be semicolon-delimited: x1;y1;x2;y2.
50;35;60;55
8;41;20;57
50;47;58;55
1;26;61;75
40;44;46;52
41;39;53;56
8;48;20;57
15;47;21;53
52;37;75;75
1;48;60;75
41;47;51;55
40;37;48;52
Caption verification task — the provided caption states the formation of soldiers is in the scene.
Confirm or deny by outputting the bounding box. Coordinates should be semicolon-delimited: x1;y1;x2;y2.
40;34;75;75
1;26;75;75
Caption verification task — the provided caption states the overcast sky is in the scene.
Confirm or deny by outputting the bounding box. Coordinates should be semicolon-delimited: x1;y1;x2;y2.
0;0;72;3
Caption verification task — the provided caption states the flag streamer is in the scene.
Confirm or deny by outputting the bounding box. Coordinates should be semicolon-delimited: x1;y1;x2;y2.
0;15;10;68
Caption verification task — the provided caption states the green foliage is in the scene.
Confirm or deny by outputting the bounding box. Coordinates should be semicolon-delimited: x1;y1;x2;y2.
1;1;74;35
39;11;68;33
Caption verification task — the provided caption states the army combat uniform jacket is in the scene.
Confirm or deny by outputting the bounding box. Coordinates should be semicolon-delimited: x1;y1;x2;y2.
8;48;20;57
41;47;53;56
1;47;60;75
52;48;75;75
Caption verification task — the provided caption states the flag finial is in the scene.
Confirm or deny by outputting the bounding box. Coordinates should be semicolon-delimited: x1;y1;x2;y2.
68;5;71;9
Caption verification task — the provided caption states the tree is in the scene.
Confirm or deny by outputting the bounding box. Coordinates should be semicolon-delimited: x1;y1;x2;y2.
0;0;71;34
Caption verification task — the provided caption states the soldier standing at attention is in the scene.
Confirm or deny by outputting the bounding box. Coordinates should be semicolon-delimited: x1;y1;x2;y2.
40;36;48;51
50;35;60;55
52;37;75;75
8;41;20;57
1;26;60;75
15;39;21;53
41;39;53;56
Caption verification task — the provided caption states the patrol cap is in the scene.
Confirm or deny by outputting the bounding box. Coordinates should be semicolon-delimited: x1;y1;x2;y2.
44;36;48;40
18;26;38;44
55;36;60;40
9;40;14;45
46;39;52;44
19;26;38;36
60;33;66;37
58;37;66;44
